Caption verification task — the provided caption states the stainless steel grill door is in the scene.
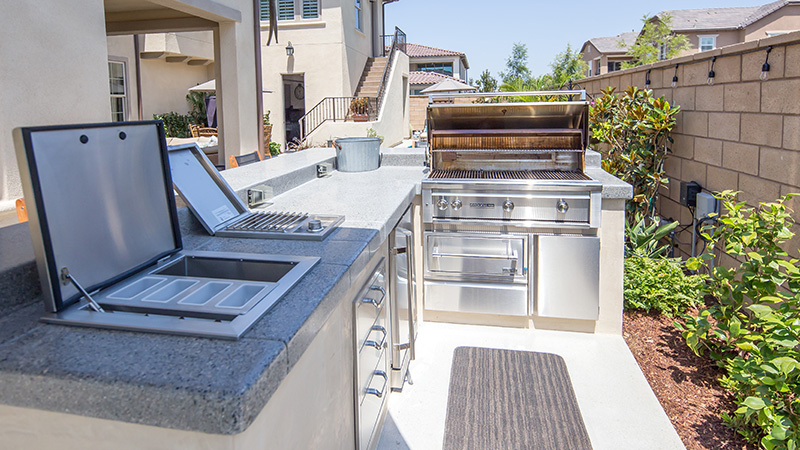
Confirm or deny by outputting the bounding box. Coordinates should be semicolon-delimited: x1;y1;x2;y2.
535;235;600;320
425;233;527;282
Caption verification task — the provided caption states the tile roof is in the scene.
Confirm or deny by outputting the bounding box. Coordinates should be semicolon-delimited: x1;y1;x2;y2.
657;0;797;31
586;32;639;54
408;71;461;86
405;43;465;58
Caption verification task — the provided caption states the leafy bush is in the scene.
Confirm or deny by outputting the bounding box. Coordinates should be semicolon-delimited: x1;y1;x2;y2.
590;87;680;224
626;213;678;258
624;257;705;316
153;112;191;138
186;92;208;127
268;141;281;156
679;191;800;449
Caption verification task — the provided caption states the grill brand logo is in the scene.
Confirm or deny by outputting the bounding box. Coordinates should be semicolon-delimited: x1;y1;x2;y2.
469;202;495;208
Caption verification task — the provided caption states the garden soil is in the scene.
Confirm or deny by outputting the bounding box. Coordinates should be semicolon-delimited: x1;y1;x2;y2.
623;310;756;450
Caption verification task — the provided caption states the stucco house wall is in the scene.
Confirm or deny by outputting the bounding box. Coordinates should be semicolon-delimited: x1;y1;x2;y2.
0;0;261;220
409;55;467;81
259;0;385;147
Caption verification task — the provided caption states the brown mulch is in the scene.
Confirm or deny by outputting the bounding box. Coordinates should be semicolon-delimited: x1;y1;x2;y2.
623;310;757;450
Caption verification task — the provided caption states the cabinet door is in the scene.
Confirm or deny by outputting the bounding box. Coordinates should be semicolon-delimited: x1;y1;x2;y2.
535;235;600;320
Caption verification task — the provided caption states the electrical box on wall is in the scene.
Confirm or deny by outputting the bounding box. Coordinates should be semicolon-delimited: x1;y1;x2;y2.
680;181;702;207
694;192;719;220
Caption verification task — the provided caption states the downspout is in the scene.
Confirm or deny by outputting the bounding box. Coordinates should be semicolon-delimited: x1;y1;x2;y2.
133;35;144;120
253;0;265;158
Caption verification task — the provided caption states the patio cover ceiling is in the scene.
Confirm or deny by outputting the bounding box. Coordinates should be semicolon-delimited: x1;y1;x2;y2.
104;0;241;35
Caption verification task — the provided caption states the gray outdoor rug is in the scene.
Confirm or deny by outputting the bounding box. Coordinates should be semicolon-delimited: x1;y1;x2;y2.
443;347;593;450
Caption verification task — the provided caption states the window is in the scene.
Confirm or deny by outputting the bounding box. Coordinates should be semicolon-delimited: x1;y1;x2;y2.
416;62;453;77
278;0;294;20
260;0;304;21
659;43;667;60
108;60;127;122
607;61;622;73
355;0;362;31
698;35;717;52
302;0;319;19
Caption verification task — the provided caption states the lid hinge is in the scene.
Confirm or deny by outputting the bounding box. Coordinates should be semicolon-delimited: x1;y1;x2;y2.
60;267;105;313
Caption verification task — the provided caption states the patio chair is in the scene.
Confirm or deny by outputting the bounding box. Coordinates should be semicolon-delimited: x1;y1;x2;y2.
190;124;218;138
229;150;262;168
15;198;28;223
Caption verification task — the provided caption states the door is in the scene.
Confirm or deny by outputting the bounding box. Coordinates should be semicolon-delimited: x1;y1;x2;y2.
535;235;600;320
390;205;416;391
282;74;305;145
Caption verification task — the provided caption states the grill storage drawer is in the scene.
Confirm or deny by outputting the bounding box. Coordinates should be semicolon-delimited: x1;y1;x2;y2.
424;280;529;316
425;233;527;282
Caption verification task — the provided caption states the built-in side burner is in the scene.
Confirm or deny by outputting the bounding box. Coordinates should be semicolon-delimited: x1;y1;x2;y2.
167;144;344;241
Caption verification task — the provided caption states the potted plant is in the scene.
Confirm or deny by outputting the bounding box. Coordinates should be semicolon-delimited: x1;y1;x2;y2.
349;97;370;122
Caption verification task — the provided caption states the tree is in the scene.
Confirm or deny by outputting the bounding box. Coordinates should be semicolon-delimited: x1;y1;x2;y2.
549;44;588;89
623;14;690;67
473;69;498;92
500;42;532;84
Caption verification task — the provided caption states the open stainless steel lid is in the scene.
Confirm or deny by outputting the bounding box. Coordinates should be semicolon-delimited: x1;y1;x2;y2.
166;144;248;235
13;121;181;313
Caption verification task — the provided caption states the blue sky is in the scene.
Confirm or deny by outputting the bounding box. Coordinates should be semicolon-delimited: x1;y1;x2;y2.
385;0;766;82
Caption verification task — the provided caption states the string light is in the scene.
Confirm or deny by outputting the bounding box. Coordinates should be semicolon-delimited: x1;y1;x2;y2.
761;46;773;81
672;64;679;88
707;56;717;85
645;69;651;89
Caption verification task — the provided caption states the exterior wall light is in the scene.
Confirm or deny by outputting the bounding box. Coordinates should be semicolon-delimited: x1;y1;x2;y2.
707;56;716;85
761;46;773;81
286;42;294;57
672;64;679;88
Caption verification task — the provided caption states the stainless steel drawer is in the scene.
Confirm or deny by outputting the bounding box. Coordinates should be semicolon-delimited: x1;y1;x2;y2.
425;233;527;282
359;348;388;450
354;276;386;347
357;320;388;391
424;280;529;316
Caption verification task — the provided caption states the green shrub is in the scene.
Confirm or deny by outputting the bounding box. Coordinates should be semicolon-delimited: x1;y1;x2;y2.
268;141;281;156
153;112;191;138
590;87;680;224
624;257;705;316
626;213;678;258
678;191;800;448
186;92;208;127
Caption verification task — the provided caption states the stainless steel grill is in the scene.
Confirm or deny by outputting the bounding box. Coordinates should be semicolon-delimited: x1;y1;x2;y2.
420;91;603;321
429;170;590;181
227;211;309;232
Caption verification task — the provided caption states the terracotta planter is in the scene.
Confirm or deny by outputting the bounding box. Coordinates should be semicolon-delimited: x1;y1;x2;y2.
352;113;369;122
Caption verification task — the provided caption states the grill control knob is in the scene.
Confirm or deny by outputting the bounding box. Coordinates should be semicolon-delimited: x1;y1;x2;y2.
556;199;570;214
437;198;449;211
502;200;515;213
451;199;463;211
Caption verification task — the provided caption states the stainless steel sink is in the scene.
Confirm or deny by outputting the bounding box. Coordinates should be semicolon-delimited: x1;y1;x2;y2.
42;251;319;339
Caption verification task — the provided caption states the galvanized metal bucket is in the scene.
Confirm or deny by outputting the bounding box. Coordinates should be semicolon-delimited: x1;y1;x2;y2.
334;137;381;172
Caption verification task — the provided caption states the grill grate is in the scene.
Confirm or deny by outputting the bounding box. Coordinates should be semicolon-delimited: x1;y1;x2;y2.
226;211;309;232
429;170;590;181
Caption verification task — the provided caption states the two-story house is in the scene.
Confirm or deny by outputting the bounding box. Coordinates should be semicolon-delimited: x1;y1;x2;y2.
405;43;469;94
582;0;800;76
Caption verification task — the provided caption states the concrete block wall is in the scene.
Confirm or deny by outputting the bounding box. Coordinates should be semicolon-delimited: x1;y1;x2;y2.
580;31;800;259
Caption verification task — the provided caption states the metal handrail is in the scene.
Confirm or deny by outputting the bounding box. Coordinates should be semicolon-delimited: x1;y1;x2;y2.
300;27;407;140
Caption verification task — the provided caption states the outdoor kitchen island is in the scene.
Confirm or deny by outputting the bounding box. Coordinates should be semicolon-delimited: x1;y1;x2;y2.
0;147;645;449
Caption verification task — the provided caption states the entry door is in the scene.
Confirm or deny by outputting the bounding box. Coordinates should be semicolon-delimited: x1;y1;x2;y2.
282;73;305;144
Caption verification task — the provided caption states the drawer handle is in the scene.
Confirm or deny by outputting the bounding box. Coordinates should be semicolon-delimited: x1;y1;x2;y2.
431;250;518;261
366;370;388;398
361;286;386;308
364;325;387;350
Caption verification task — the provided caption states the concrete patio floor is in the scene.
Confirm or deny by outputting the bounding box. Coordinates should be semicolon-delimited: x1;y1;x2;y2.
377;321;686;450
